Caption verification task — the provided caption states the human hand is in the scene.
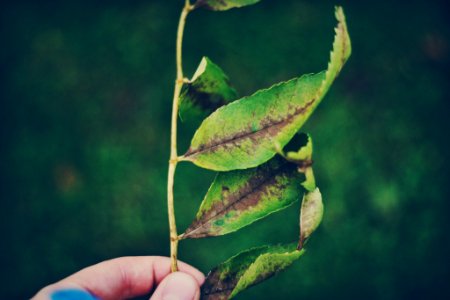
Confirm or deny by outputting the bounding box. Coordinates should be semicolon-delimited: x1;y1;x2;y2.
32;256;205;300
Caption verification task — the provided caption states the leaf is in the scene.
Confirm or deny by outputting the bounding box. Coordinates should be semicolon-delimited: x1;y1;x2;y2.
195;0;260;11
299;188;323;249
179;57;237;122
182;74;323;171
181;156;304;239
279;133;316;192
181;7;351;171
202;243;304;300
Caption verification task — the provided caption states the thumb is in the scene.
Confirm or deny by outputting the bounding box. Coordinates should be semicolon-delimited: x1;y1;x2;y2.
149;272;200;300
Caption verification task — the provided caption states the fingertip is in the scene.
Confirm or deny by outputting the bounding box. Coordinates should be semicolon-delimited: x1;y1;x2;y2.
177;262;205;286
150;272;200;300
32;256;206;300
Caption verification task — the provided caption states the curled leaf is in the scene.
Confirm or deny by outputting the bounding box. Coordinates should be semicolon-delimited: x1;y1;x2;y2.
283;133;313;163
299;188;323;249
179;57;237;122
195;0;261;11
181;7;351;171
181;156;303;239
202;243;304;300
279;133;316;192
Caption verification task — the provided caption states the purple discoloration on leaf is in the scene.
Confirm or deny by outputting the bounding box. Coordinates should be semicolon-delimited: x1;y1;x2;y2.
182;156;303;239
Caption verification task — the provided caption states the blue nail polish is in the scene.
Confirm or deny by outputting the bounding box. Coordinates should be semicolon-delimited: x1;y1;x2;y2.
51;289;99;300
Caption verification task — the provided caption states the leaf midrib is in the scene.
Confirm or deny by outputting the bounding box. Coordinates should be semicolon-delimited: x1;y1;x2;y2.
184;162;294;237
184;98;316;158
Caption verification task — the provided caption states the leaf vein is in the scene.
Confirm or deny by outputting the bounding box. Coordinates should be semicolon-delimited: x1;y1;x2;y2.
185;98;315;158
185;163;292;237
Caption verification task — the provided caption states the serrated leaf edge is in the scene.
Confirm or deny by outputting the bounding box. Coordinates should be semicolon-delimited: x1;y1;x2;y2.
313;6;351;101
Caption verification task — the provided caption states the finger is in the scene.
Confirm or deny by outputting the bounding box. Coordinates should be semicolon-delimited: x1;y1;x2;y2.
149;272;200;300
32;256;204;300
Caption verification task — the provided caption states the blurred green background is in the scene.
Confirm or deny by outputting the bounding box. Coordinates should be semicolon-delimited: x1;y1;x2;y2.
1;0;449;299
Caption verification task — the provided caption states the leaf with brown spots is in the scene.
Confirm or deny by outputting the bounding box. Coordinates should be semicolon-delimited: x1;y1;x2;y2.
194;0;260;11
179;57;237;122
201;243;304;300
180;156;304;239
298;188;323;249
180;7;351;171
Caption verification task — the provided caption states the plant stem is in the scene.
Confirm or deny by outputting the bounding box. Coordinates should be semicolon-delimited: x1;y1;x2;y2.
167;0;193;273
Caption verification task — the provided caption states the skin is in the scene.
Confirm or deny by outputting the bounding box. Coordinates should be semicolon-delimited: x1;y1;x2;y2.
32;256;205;300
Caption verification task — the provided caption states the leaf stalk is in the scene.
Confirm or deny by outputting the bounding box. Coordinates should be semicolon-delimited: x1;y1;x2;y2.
167;0;193;273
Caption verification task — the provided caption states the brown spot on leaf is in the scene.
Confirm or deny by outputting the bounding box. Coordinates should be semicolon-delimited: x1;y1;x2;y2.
296;159;313;172
201;266;237;300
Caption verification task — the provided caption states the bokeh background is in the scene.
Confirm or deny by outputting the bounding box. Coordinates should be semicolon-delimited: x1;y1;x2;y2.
1;0;449;299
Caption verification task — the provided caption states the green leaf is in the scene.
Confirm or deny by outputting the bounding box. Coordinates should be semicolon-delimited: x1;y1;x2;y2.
179;57;237;122
182;74;323;171
202;243;304;300
195;0;260;11
299;188;323;249
181;156;303;239
181;7;351;171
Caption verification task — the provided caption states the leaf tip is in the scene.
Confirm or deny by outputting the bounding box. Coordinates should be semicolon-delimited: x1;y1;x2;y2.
334;6;345;21
334;6;352;60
